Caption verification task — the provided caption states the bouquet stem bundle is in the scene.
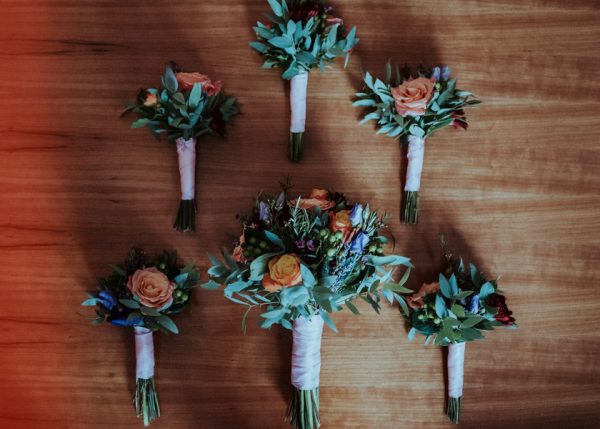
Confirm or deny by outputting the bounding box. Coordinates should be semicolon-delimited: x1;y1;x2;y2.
134;327;160;426
446;340;465;423
286;315;324;429
289;71;308;162
402;135;425;224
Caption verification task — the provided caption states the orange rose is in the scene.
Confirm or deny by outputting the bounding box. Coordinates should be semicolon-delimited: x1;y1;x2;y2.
127;267;175;309
176;72;222;96
329;210;353;238
143;92;158;107
232;233;246;263
391;77;435;117
262;254;303;292
297;188;335;211
407;282;440;309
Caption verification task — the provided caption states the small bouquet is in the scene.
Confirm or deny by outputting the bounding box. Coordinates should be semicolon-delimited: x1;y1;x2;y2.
82;248;200;426
354;63;479;224
124;63;238;232
251;0;358;162
404;240;517;423
203;185;412;429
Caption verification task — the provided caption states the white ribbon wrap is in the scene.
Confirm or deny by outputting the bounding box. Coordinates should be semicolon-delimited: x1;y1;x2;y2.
134;327;155;380
404;135;426;192
290;71;308;133
176;137;197;200
291;315;324;390
447;342;465;398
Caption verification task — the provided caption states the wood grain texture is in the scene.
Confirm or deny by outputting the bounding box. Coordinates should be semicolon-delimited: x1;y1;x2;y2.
0;0;599;428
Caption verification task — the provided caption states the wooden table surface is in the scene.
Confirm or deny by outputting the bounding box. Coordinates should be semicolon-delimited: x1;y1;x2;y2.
1;1;599;428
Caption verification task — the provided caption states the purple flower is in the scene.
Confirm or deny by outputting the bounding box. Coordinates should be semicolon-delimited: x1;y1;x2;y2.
349;232;370;253
349;204;363;227
467;294;480;313
306;240;316;252
441;66;451;81
97;290;117;311
259;201;270;222
431;66;441;81
295;239;306;250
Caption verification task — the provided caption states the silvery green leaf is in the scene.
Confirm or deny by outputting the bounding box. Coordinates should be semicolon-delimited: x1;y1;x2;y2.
224;281;249;296
359;112;379;124
163;66;178;93
364;72;374;90
260;307;287;319
140;306;161;317
267;0;282;17
344;26;357;51
81;298;98;307
300;264;316;287
345;300;360;315
250;41;268;53
479;282;495;299
326;24;339;48
281;60;298;80
435;295;447;318
408;327;417;341
119;299;140;309
254;27;273;40
188;83;201;109
449;274;459;296
130;118;150;129
249;252;281;281
319;311;338;333
280;285;309;307
200;280;221;290
439;274;452;298
156;315;179;334
352;99;376;107
268;35;293;49
451;304;465;318
365;255;413;267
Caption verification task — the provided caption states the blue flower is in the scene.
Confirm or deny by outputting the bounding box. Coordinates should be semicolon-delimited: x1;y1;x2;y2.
349;232;370;254
467;294;480;313
97;290;117;311
441;66;451;81
349;204;363;227
110;316;142;327
431;66;441;81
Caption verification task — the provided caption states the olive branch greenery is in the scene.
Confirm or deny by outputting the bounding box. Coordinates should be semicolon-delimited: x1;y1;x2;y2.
353;62;479;143
250;0;359;79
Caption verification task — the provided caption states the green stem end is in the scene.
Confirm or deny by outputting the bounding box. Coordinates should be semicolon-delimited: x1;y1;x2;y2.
402;191;419;224
446;396;461;424
289;132;304;162
173;199;196;232
285;386;320;429
135;377;160;426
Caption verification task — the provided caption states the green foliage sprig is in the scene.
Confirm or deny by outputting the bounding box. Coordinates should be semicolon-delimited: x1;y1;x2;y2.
250;0;359;79
354;62;480;143
406;242;517;346
124;64;238;141
82;248;200;334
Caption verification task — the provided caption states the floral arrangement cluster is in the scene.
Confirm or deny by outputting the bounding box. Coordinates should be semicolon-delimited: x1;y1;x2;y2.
203;184;412;429
125;63;238;232
354;63;480;224
82;248;200;426
251;0;358;161
405;241;516;423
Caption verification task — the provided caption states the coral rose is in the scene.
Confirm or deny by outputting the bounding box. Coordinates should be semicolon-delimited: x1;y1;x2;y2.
127;267;175;310
391;77;435;117
407;282;440;309
329;209;353;238
297;188;335;211
176;72;222;96
232;233;246;263
262;254;303;292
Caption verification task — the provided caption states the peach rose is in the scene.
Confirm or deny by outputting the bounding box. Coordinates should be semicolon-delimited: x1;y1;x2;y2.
262;254;303;292
297;188;335;211
127;267;175;309
176;72;222;96
143;92;158;107
391;77;435;117
329;209;353;238
406;282;440;309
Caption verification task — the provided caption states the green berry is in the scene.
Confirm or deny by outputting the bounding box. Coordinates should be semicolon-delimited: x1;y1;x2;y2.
326;248;336;258
253;248;261;255
259;241;267;249
158;263;166;270
433;317;441;324
243;250;251;258
319;229;328;237
368;244;377;253
376;247;384;255
175;290;183;298
328;235;337;244
248;237;257;244
335;230;344;239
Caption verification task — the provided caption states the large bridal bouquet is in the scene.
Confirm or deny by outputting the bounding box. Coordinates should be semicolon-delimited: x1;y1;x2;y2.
82;248;200;426
124;63;238;232
404;241;517;423
203;185;412;429
251;0;358;161
354;63;479;224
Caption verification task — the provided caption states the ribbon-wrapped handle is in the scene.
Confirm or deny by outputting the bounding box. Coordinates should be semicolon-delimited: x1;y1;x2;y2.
176;137;197;201
447;342;465;398
290;72;308;133
404;135;425;192
291;315;324;390
134;326;155;380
